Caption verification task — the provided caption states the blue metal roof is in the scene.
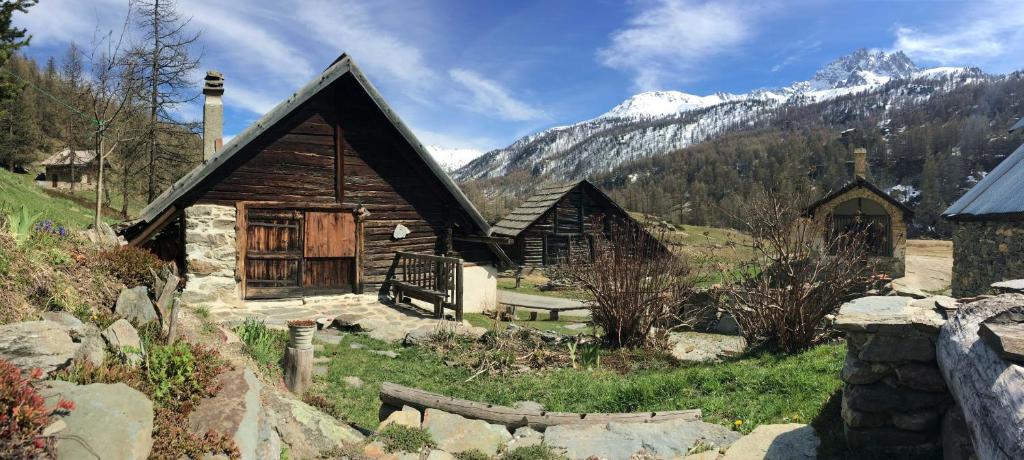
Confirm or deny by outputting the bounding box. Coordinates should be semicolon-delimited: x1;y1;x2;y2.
1011;116;1024;133
943;141;1024;219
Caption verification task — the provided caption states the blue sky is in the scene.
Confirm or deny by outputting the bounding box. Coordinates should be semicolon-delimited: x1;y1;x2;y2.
14;0;1024;158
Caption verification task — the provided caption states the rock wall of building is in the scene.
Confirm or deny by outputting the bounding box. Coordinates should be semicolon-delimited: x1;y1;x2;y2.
181;204;240;306
951;220;1024;297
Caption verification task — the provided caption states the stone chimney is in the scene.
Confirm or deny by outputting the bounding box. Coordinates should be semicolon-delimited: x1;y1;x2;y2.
853;147;867;180
202;71;224;161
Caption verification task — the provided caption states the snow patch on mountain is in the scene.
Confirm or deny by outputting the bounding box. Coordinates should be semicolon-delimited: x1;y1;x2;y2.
425;145;484;171
600;91;743;119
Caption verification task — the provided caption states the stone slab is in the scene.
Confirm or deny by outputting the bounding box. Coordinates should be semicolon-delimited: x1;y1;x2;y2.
0;320;77;375
422;408;511;456
544;418;741;460
720;423;819;460
669;332;746;363
835;296;945;335
39;380;154;459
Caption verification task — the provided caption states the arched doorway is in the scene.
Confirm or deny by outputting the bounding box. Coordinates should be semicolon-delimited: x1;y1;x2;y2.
830;197;892;256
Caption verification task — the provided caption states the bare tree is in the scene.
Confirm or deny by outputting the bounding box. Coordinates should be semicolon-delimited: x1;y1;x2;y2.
552;218;704;348
82;10;141;231
722;190;876;353
133;0;201;202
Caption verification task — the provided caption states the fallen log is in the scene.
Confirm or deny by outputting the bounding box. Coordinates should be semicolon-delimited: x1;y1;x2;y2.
936;294;1024;460
379;382;701;431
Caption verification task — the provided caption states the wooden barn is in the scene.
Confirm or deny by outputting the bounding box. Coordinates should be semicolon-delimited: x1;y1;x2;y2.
122;55;510;316
491;180;665;266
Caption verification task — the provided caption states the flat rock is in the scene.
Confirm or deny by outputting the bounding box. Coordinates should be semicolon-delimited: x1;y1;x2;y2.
669;332;746;363
422;408;511;456
40;311;86;336
991;279;1024;293
507;426;544;449
115;286;159;326
835;296;945;335
0;320;77;375
544;418;741;460
263;389;364;459
102;319;145;366
369;350;399;358
720;423;819;460
378;405;421;430
38;380;153;459
189;368;267;460
344;376;365;388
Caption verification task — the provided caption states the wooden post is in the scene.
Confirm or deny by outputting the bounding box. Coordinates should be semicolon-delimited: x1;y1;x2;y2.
455;259;464;322
285;323;315;395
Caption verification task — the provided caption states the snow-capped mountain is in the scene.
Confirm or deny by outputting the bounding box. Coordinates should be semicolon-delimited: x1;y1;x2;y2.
454;49;985;183
425;145;483;172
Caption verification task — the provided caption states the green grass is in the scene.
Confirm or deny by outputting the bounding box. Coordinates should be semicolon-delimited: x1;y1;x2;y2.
234;317;288;376
0;168;104;229
313;333;845;434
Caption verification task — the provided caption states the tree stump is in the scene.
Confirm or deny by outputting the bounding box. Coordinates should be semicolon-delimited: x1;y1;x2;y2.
285;346;314;394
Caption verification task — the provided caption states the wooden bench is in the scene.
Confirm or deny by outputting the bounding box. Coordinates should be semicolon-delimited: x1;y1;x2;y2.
499;302;589;321
390;252;464;321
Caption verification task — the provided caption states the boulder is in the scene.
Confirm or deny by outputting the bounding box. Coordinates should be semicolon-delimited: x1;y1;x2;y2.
74;332;106;368
40;311;86;336
669;331;746;363
720;423;819;460
378;405;421;430
102;319;145;366
544;418;741;460
422;408;511;456
38;380;153;459
262;388;364;459
0;320;78;375
403;328;434;347
115;286;159;326
188;368;276;460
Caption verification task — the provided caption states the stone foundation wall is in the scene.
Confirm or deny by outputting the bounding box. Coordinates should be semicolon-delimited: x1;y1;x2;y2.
835;296;952;457
952;220;1024;297
181;204;240;306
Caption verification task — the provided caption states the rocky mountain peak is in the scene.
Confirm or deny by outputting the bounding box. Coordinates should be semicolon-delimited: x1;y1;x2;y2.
809;48;919;89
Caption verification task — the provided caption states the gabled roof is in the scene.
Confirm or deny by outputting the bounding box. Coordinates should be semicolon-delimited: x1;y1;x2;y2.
135;53;492;237
1010;116;1024;133
805;178;914;218
38;149;96;166
491;180;631;237
943;140;1024;221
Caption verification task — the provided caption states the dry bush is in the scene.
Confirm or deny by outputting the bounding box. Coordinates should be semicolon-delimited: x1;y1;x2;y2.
722;191;875;353
552;218;703;348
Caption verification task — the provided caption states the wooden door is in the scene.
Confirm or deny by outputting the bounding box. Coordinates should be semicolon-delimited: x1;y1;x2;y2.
302;211;356;291
244;209;303;299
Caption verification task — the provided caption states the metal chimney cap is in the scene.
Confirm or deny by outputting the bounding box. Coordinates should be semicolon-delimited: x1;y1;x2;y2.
203;71;224;95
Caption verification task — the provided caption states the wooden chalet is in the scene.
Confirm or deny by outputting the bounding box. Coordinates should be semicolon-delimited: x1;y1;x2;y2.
123;54;510;317
491;180;665;266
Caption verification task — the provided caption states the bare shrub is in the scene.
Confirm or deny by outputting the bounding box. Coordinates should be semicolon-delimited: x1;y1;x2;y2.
552;218;704;348
723;190;876;353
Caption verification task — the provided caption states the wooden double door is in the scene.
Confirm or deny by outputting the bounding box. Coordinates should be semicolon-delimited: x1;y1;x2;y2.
242;206;358;299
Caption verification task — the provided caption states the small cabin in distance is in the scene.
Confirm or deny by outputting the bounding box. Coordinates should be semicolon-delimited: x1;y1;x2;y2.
805;147;913;278
491;180;666;266
35;149;101;189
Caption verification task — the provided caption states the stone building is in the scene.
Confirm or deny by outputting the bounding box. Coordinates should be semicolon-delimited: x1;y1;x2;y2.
805;148;913;278
35;149;101;189
942;118;1024;297
121;55;510;314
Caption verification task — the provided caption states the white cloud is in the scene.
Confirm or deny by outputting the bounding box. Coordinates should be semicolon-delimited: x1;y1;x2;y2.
292;0;437;90
597;0;755;90
449;69;546;121
893;1;1024;71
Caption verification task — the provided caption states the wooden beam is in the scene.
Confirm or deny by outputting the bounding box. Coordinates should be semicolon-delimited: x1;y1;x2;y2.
334;114;345;203
236;202;248;300
379;382;701;431
129;205;178;247
452;234;514;245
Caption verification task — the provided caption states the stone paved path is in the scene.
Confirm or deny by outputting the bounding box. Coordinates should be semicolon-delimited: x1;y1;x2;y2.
207;294;484;342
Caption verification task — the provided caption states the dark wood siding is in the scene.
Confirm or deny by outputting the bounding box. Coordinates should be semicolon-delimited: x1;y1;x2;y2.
194;75;495;297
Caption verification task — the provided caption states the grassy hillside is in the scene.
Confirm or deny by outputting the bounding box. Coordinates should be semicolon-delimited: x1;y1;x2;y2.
0;169;115;229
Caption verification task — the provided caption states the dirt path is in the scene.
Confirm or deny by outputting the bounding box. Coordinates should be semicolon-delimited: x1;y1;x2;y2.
893;239;953;295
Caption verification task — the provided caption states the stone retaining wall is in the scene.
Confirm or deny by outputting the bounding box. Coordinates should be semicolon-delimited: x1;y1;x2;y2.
181;204;240;306
835;296;953;457
952;220;1024;297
